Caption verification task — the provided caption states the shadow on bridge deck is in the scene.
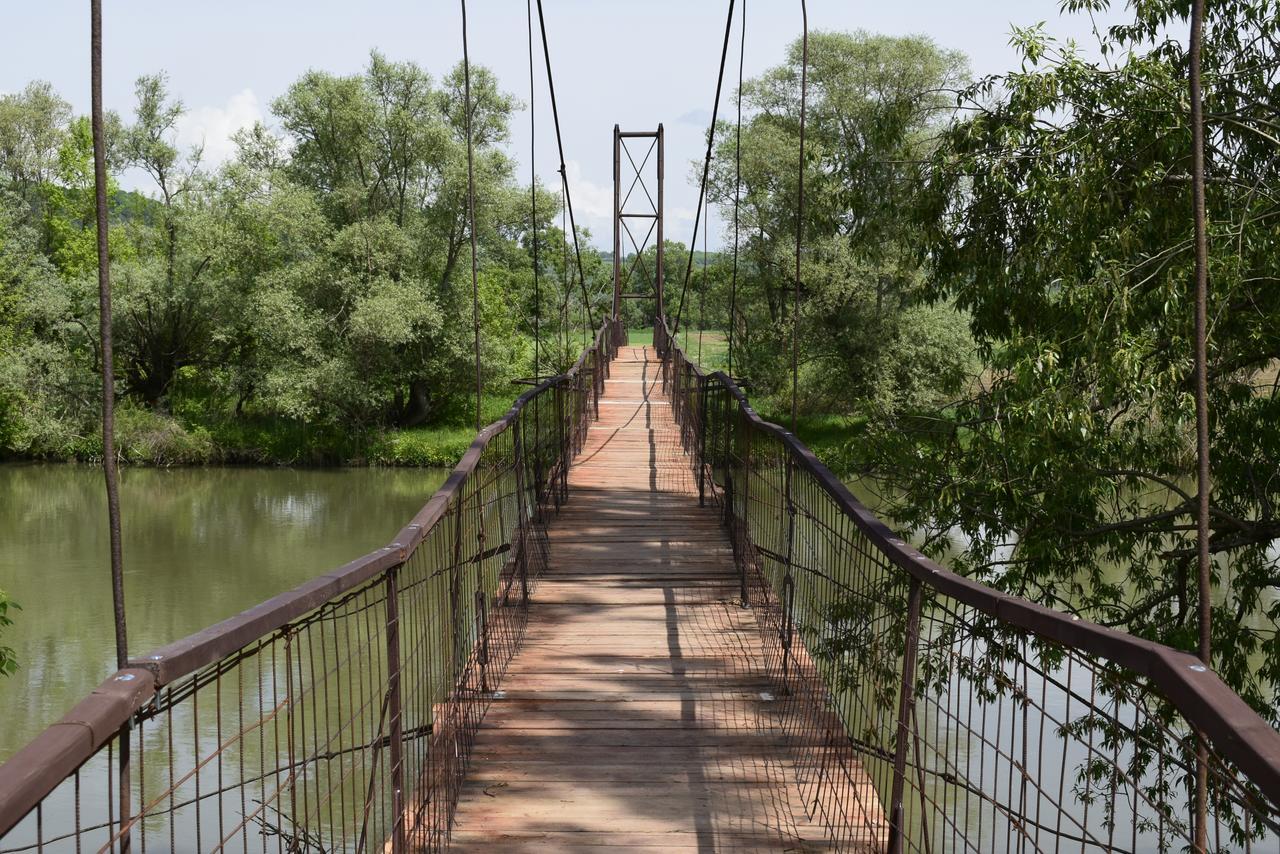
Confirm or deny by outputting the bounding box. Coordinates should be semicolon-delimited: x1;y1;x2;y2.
446;345;887;852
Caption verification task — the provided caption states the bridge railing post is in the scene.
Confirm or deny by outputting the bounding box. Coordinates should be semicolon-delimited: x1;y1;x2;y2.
475;587;488;693
556;381;568;506
474;482;489;694
780;456;797;695
698;376;708;507
512;416;532;605
739;415;752;607
595;345;604;416
384;564;406;854
531;394;544;525
888;577;924;854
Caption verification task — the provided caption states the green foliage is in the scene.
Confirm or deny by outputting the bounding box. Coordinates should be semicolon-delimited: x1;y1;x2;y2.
0;81;72;212
0;589;17;678
869;0;1280;725
368;426;478;468
705;31;976;414
0;51;614;463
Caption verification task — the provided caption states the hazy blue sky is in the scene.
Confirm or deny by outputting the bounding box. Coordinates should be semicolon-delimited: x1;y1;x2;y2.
2;1;1128;247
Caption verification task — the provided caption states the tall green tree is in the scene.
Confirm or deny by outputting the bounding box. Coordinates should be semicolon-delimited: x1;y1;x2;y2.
259;53;523;428
707;31;975;412
0;82;71;215
112;73;218;408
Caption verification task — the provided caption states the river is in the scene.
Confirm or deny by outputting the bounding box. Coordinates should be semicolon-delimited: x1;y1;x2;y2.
0;463;449;764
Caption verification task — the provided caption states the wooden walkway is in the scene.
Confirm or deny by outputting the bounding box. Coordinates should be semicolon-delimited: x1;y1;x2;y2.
448;345;850;851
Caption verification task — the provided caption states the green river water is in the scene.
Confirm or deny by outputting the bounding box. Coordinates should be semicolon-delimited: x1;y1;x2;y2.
0;463;449;763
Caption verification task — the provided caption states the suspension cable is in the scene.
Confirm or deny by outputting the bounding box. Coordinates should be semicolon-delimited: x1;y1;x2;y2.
1188;0;1212;846
727;0;746;379
90;0;128;673
535;0;596;333
791;0;808;434
561;179;569;358
698;202;708;364
527;0;541;379
671;0;737;336
461;0;482;433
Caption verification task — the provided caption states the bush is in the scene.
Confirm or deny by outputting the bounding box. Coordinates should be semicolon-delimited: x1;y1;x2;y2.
62;405;217;465
367;427;476;468
0;589;18;678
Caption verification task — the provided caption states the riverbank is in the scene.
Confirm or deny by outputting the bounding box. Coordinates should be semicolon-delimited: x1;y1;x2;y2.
0;398;517;468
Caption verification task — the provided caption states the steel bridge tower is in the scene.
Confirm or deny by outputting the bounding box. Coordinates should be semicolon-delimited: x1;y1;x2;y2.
612;124;664;330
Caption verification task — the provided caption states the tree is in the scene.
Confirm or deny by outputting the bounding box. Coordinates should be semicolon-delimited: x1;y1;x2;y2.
706;31;974;412
0;81;71;214
257;53;524;429
870;0;1280;726
113;73;217;408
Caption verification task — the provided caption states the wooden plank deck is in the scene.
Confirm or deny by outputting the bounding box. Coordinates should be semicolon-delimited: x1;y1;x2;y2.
447;344;874;852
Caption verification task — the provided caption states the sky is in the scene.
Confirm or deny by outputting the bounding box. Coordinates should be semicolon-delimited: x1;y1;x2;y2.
1;1;1128;249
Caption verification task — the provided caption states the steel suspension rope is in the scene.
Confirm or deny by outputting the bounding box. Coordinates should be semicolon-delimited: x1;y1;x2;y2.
90;0;127;679
1188;1;1212;849
91;3;134;846
461;0;482;433
535;0;596;334
791;0;808;433
727;0;746;379
528;0;541;380
561;179;569;357
671;0;738;336
698;202;708;364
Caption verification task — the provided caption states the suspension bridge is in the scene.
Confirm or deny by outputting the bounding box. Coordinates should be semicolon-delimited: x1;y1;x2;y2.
3;0;1280;851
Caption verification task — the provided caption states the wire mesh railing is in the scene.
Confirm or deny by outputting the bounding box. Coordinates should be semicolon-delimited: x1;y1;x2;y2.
655;316;1280;853
0;323;622;853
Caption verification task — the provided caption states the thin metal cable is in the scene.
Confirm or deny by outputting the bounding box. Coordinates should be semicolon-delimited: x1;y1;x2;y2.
561;179;569;359
698;203;707;364
535;0;596;332
528;0;541;380
671;0;738;336
1188;1;1212;848
90;0;127;672
792;0;808;433
92;5;133;845
727;0;746;379
461;0;482;433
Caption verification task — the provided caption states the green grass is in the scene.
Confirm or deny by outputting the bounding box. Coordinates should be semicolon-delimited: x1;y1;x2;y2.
626;326;730;373
753;409;869;476
367;425;480;468
625;325;865;477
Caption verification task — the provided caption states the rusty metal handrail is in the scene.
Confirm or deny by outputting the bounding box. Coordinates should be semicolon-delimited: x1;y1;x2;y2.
0;320;620;845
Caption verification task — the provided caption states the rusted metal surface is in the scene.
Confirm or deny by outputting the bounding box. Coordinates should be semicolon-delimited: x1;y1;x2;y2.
612;125;665;328
0;325;621;851
0;670;154;841
656;315;1280;850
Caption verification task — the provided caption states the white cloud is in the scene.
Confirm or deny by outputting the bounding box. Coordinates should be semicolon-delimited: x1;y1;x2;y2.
563;159;613;222
176;89;263;167
676;108;712;126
